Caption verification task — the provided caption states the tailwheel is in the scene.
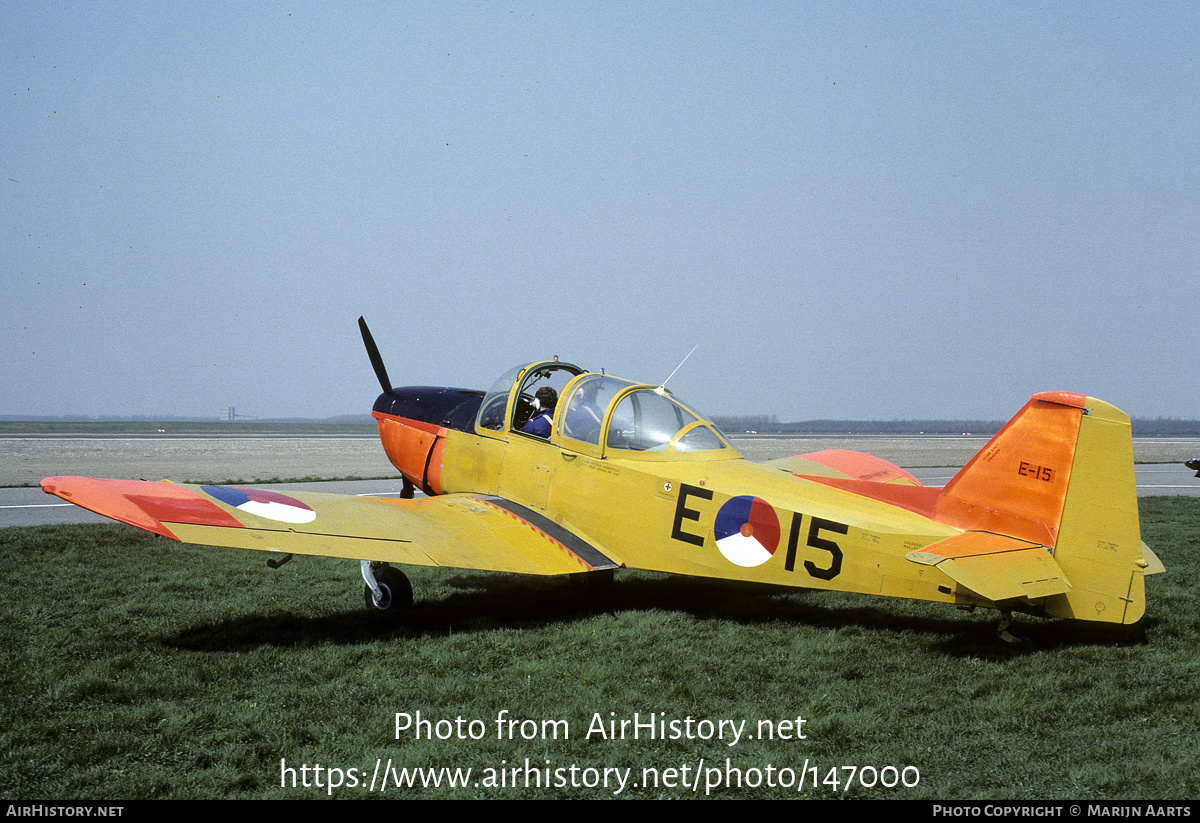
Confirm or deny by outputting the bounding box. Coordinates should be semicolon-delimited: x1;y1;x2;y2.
997;610;1021;644
362;562;413;616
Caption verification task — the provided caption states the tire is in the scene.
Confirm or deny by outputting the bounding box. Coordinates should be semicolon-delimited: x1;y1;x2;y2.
364;566;413;614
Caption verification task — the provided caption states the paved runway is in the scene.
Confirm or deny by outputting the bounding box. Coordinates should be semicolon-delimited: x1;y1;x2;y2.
1;478;415;528
5;465;1196;529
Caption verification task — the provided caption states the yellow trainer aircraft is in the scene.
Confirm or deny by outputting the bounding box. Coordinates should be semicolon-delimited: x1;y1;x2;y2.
42;318;1163;639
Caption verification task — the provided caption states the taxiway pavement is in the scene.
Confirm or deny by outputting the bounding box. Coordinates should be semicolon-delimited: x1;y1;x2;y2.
4;466;1195;529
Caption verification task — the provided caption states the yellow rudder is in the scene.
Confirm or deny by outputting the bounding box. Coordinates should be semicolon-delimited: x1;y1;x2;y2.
1043;397;1160;624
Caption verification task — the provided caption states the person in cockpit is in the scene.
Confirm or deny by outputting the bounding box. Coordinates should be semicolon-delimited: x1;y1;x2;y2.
521;387;557;438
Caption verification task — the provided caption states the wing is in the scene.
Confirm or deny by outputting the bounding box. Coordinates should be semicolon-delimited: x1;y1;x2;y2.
41;477;619;576
761;449;923;485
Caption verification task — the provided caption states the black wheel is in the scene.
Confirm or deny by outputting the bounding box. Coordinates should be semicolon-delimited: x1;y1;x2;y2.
364;566;413;614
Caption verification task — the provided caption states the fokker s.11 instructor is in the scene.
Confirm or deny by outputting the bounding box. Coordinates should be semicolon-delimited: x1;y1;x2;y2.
43;318;1163;638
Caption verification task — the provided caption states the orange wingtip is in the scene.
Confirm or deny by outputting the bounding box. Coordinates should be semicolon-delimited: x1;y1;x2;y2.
41;477;245;539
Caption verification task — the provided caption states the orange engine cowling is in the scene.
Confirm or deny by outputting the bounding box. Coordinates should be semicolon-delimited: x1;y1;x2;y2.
370;386;483;496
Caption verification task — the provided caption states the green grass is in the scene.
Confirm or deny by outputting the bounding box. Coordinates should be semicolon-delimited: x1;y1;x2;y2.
2;498;1197;799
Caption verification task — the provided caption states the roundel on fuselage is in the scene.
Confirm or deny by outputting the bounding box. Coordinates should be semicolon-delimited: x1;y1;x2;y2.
713;496;780;567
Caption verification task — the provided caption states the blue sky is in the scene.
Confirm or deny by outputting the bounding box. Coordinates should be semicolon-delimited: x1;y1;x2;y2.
4;2;1196;421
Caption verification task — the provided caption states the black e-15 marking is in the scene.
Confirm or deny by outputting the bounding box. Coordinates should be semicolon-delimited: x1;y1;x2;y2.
784;512;845;580
671;484;845;580
671;483;713;547
1018;461;1055;482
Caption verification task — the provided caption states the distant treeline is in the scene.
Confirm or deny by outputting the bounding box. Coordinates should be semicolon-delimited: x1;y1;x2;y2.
1131;418;1200;437
712;415;1200;437
0;415;376;426
711;415;1002;435
0;418;378;437
3;414;1198;437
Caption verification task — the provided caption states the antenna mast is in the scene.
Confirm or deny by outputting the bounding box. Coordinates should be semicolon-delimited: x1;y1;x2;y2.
658;344;698;392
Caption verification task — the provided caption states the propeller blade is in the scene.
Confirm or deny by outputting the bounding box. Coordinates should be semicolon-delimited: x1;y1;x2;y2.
358;316;393;394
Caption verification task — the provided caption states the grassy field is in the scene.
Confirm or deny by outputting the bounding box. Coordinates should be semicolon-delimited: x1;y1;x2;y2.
2;498;1197;800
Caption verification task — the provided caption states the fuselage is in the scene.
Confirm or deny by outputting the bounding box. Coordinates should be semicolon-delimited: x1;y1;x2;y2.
372;362;970;613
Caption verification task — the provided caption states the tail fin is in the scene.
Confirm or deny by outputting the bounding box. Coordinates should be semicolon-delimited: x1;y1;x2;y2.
938;392;1160;624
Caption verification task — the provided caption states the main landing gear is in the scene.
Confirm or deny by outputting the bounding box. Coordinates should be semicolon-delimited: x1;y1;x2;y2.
361;561;413;616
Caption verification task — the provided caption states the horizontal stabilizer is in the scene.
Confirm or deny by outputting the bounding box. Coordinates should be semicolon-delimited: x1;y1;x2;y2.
906;531;1071;603
1140;542;1166;576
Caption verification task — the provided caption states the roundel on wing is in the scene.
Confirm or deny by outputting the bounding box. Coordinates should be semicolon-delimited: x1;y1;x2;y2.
713;496;780;567
202;485;317;524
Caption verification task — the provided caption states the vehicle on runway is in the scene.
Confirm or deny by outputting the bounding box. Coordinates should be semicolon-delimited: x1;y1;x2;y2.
42;319;1164;639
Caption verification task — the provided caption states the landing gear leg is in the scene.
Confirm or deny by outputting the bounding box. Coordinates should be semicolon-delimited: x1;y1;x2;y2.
997;610;1020;644
361;561;413;615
